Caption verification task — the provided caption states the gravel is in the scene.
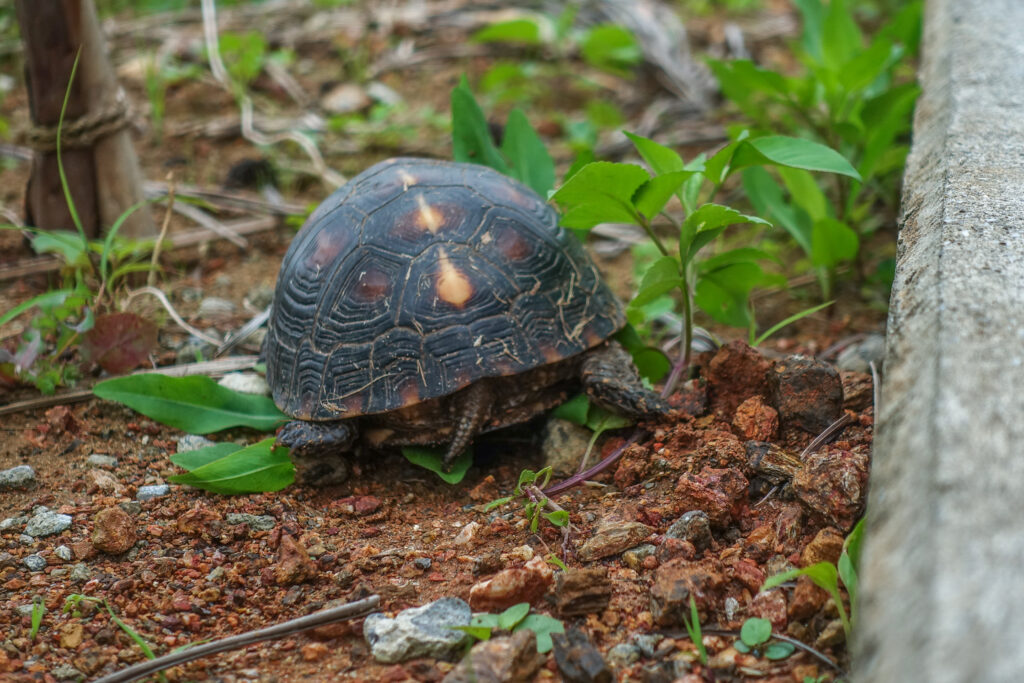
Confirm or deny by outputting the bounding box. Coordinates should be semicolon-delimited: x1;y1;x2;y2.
0;464;36;489
24;508;72;537
23;554;46;571
136;484;170;501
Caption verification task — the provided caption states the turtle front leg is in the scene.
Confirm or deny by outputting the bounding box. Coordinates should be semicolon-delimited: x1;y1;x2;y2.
444;380;492;470
580;342;671;418
276;420;356;485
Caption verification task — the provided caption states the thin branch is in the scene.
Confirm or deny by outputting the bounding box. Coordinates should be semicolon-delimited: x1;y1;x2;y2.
122;287;222;346
148;174;176;287
799;412;854;460
92;595;380;683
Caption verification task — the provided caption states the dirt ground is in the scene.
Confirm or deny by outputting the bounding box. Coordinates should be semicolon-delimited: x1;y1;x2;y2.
0;1;887;681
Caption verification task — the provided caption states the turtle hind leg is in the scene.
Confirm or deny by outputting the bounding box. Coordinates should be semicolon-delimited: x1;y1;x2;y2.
276;420;356;485
444;381;492;470
581;342;671;418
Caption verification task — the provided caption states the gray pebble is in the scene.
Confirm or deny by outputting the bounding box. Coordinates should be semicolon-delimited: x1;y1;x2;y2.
0;464;36;490
0;515;26;531
55;545;73;561
622;544;656;570
176;434;218;453
225;513;276;531
51;664;84;681
197;296;236;320
87;454;118;467
665;510;713;553
69;563;92;582
15;604;36;616
364;597;471;663
413;557;432;571
25;509;72;537
23;554;46;571
19;534;34;545
119;501;143;516
137;484;170;501
0;552;15;568
606;643;641;669
218;372;270;396
632;633;661;658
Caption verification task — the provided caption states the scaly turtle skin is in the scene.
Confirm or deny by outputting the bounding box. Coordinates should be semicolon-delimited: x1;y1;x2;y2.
265;158;668;482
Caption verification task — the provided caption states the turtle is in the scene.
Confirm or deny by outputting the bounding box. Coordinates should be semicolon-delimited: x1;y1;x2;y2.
264;157;669;482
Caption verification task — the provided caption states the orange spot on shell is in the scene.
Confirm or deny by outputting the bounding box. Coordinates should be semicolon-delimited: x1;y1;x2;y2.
541;345;563;363
436;250;474;307
496;227;532;260
415;194;443;233
308;228;351;269
399;381;421;406
398;170;418;188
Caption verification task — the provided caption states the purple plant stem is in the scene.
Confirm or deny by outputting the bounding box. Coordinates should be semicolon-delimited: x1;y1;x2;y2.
543;429;644;497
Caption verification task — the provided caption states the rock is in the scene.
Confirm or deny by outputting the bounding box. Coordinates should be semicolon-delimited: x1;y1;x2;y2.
705;341;774;416
553;627;612;683
176;434;217;452
605;643;641;669
367;81;404;106
301;642;329;662
731;558;766;593
86;454;117;467
275;533;318;585
23;554;46;571
622;544;656;570
55;545;72;561
840;370;874;412
69;563;92;582
650;558;727;626
469;556;554;611
732;396;779;441
0;464;36;490
51;664;84;680
454;521;480;546
136;484;170;501
196;296;236;320
789;574;828;620
443;630;540;683
92;507;137;554
0;552;15;568
673;468;748;527
177;505;223;534
364;597;471;663
665;510;713;553
835;333;885;373
25;508;72;537
218;372;270;395
801;527;846;567
742;524;778;561
321;83;371;114
792;448;869;529
225;513;275;531
541;418;592;476
0;515;26;531
87;469;123;494
815;619;845;649
770;356;844;434
749;589;787;631
60;622;84;649
632;633;662;658
245;284;275;310
656;538;696;563
413;557;432;571
577;521;652;561
553;567;612;616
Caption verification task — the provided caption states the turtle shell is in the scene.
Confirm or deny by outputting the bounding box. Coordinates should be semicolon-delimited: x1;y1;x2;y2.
265;158;625;420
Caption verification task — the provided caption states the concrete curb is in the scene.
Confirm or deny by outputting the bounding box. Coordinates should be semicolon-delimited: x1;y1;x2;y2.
855;0;1024;680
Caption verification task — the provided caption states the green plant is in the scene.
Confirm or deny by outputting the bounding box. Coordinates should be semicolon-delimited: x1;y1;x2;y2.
733;617;796;660
143;55;201;143
400;447;474;485
707;0;921;291
485;467;570;534
29;597;44;640
681;594;708;665
64;594;158;663
761;518;864;641
454;602;565;654
551;394;633;471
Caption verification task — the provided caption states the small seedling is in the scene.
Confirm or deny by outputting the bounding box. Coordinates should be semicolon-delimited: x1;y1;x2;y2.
551;394;633;472
65;594;158;662
453;602;565;654
485;467;570;534
680;594;708;665
29;597;45;640
733;617;795;660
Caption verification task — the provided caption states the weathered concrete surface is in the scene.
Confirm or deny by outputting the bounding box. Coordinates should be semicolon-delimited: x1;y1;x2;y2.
855;1;1024;681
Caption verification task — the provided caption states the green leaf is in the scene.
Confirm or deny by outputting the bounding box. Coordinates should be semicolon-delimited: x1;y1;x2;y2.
472;19;543;45
822;0;862;70
695;261;764;328
453;625;493;641
401;446;473;485
752;300;834;347
93;374;288;433
740;617;773;647
624;132;684;174
515;613;565;653
811;218;859;268
552;394;590;426
764;641;796;660
733;640;750;653
451;76;509;174
681;204;770;264
551;162;649;229
844;518;865;571
483;496;513;512
0;289;75;327
31;231;88;265
501;109;555;196
169;438;294;494
630;347;670;383
633;171;698;220
838;552;858;615
841;38;900;93
585;405;632;433
730;136;861;180
170;442;243;471
470;613;501;629
498;603;531;631
546;553;568;571
543;510;570;527
628;255;682;310
579;24;641;74
794;0;825;62
742;167;813;256
777;167;827;222
705;60;789;123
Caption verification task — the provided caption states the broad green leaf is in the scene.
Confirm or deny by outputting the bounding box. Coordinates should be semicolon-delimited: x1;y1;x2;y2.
401;446;473;485
838;552;858;613
794;0;825;62
31;231;88;265
843;518;865;571
695;261;764;328
841;38;900;93
168;438;294;494
859;83;919;179
93;374;288;433
0;289;75;327
624;132;684;174
777;167;827;222
822;0;862;71
705;60;789;123
741;618;772;647
580;24;641;73
764;641;796;660
472;19;543;45
551;162;649;229
451;76;510;174
633;171;698;220
742;167;813;255
681;204;770;264
811;218;859;268
628;255;682;309
630;348;670;383
552;394;590;426
730;136;861;180
733;640;751;654
543;510;569;527
502;109;555;197
515;613;565;653
703;139;743;185
585;405;632;434
498;603;530;631
452;625;493;641
170;442;243;471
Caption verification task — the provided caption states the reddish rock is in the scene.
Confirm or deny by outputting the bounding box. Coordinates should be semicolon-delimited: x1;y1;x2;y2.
274;533;318;585
91;507;137;554
71;539;96;561
770;356;844;434
467;475;500;503
789;574;828;620
742;525;778;561
443;630;540;683
469;556;554;611
840;370;874;412
731;558;765;593
330;495;382;516
656;538;696;563
553;567;612;616
86;469;123;495
176;504;222;535
613;444;651;489
749;589;787;631
800;527;845;567
674;467;749;527
649;558;727;626
792;447;869;529
577;520;652;561
301;642;329;662
705;341;774;416
771;503;806;556
694;432;747;469
732;396;779;441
